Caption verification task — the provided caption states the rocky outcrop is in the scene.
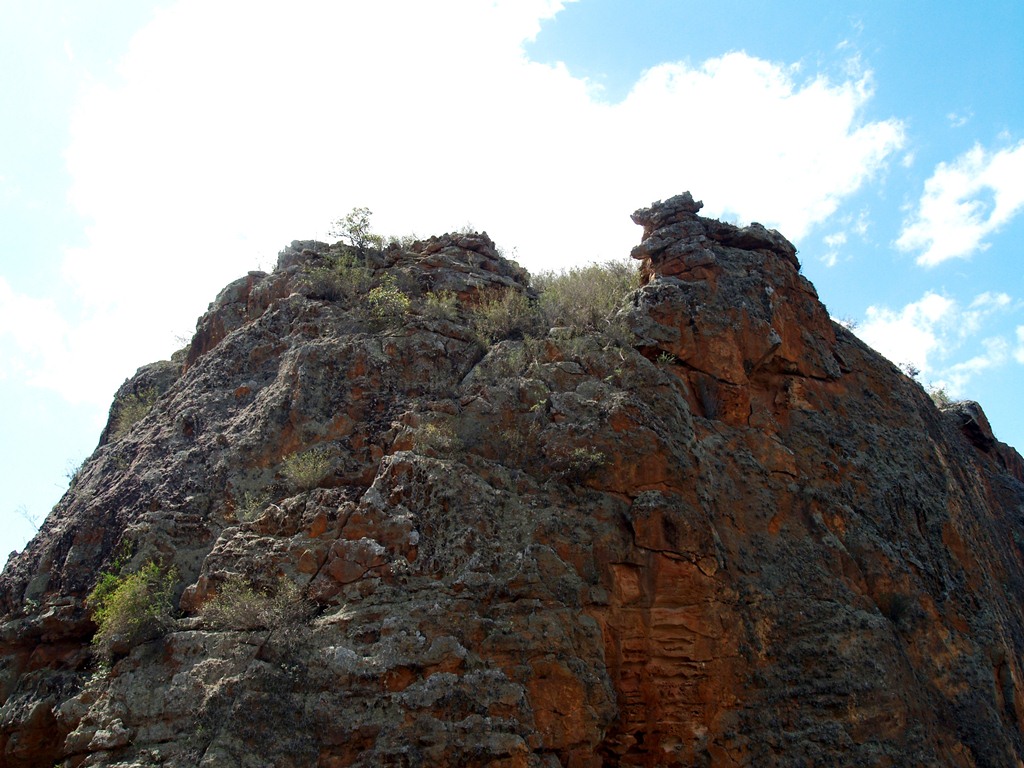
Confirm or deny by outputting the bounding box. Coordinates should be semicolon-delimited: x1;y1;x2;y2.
2;194;1024;767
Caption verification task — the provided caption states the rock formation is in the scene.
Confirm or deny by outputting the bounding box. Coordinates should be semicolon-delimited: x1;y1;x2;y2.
2;193;1024;766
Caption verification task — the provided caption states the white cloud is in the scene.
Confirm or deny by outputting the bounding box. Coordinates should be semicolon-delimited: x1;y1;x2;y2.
857;290;1015;394
0;277;68;369
616;57;903;239
858;292;956;375
947;110;972;128
939;337;1009;394
852;210;870;237
897;140;1024;266
0;277;135;405
13;0;905;407
821;231;847;267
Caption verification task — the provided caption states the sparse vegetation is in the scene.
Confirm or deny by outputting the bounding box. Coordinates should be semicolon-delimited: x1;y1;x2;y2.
282;447;332;491
365;274;411;325
554;447;607;483
929;386;955;408
834;315;859;330
64;458;85;487
88;561;177;659
423;290;460;321
899;361;921;379
534;259;639;337
236;489;269;522
501;420;543;463
304;250;373;301
412;421;462;458
112;387;159;438
329;206;385;253
471;259;639;346
472;290;540;344
199;573;305;631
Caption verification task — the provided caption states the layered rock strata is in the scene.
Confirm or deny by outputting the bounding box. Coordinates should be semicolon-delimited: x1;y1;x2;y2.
2;194;1024;766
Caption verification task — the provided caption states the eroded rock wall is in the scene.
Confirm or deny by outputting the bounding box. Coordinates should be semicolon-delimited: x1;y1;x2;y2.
2;196;1024;767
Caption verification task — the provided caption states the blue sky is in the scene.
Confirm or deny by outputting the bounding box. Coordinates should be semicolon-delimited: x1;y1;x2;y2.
2;0;1022;561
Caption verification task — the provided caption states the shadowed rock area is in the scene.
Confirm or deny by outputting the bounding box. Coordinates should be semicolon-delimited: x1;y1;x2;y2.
3;193;1024;766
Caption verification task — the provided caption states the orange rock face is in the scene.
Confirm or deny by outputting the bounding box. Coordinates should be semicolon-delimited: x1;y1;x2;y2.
2;197;1024;766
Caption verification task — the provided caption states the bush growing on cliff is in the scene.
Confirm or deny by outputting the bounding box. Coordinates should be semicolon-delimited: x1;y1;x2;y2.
304;250;373;301
282;447;332;491
472;259;639;346
472;290;540;344
412;420;463;458
112;387;159;438
200;573;305;631
557;447;607;482
423;290;459;321
534;259;639;336
236;489;269;522
88;561;177;659
365;274;411;325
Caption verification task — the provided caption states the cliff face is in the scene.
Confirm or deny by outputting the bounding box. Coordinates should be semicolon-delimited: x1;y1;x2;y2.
3;193;1024;767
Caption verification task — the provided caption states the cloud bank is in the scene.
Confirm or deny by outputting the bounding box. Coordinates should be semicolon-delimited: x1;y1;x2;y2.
2;0;906;407
857;290;1014;392
897;140;1024;266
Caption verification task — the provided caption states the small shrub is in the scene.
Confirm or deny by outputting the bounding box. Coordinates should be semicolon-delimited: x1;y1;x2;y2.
473;289;540;344
112;387;159;438
305;251;373;301
65;458;85;487
199;574;305;631
88;561;177;659
282;447;332;491
835;315;859;330
899;361;921;379
412;421;462;457
423;290;459;321
236;489;269;522
656;351;678;367
365;275;411;325
929;386;955;408
388;233;421;249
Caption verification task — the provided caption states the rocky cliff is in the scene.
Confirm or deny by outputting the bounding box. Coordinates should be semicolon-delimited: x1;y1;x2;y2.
3;193;1024;767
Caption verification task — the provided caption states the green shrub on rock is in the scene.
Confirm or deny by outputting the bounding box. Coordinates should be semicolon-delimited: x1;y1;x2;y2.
199;574;305;631
534;259;639;340
365;274;411;325
472;289;540;344
304;250;373;301
88;561;177;660
112;387;159;438
282;447;332;491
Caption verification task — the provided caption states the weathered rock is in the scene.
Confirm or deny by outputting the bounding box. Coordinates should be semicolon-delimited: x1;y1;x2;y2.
2;195;1024;767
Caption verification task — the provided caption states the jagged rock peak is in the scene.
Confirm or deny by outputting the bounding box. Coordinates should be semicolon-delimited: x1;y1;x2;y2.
2;194;1024;767
631;190;704;233
631;192;798;282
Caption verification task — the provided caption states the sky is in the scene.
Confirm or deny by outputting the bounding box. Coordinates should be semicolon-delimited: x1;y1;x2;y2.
2;0;1022;562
